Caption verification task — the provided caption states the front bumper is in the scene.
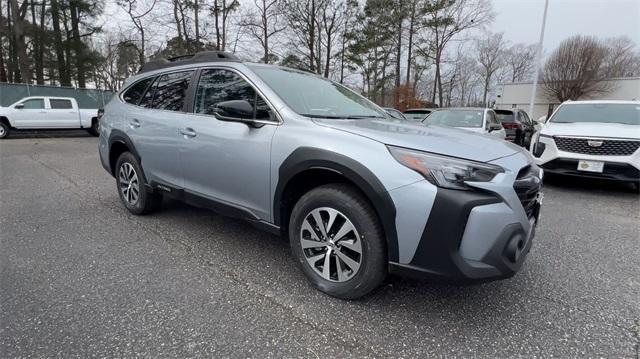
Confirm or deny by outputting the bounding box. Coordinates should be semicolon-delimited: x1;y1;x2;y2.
388;154;542;282
533;136;640;183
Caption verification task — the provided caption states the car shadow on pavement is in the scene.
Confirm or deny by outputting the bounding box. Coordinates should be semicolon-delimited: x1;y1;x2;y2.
3;129;93;139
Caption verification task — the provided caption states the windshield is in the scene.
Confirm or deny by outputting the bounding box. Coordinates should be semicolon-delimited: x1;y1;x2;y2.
249;66;386;119
551;103;639;125
495;111;515;123
424;110;484;128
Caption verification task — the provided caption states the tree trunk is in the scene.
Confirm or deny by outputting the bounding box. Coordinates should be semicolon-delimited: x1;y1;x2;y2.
324;33;331;78
262;0;269;63
405;2;415;85
50;0;70;85
9;0;31;83
173;0;183;40
70;1;85;88
0;1;7;82
214;0;221;50
308;0;316;72
394;12;402;107
30;0;44;84
194;0;200;50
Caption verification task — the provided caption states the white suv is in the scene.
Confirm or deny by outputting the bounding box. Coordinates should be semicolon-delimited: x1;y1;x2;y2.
532;100;640;187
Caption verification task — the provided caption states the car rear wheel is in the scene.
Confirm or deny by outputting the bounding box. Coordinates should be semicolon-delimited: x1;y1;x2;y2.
115;152;162;215
289;184;386;299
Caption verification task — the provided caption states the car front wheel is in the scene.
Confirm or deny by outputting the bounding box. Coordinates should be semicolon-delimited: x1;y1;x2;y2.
289;184;387;299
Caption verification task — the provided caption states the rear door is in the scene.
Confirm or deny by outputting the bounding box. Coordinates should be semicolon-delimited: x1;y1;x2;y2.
47;98;78;128
10;98;47;128
123;71;195;187
178;68;278;219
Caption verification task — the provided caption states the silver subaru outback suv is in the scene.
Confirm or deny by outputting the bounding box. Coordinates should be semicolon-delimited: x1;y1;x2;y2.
99;51;543;299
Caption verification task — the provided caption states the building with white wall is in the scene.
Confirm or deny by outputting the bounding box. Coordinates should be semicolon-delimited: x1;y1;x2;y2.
495;77;640;120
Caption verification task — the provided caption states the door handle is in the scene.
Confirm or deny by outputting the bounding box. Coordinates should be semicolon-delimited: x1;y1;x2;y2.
180;128;197;138
129;119;141;128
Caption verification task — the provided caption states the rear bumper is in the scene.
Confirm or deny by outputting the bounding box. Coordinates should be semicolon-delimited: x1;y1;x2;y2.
390;176;541;282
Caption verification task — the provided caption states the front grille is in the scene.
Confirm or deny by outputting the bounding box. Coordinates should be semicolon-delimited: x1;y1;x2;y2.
554;137;640;156
513;165;542;219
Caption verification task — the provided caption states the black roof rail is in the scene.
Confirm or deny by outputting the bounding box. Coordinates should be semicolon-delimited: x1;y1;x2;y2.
138;51;241;74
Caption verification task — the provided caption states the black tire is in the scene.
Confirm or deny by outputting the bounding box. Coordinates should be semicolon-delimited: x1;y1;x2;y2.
0;122;10;139
115;152;162;215
289;183;387;299
87;118;100;136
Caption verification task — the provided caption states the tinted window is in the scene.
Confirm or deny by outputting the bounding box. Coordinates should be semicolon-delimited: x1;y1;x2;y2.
123;77;155;105
495;111;515;123
50;99;72;109
19;99;45;109
250;66;385;119
150;71;193;111
551;103;639;125
424;110;483;128
195;69;273;121
139;77;158;108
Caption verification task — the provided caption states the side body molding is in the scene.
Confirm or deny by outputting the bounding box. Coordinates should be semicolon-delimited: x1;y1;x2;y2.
274;147;399;262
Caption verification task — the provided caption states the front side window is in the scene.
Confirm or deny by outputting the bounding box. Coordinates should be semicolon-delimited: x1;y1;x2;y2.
249;65;385;119
194;69;273;121
150;71;193;111
18;99;45;109
424;110;484;128
123;77;155;105
550;103;639;125
50;99;72;109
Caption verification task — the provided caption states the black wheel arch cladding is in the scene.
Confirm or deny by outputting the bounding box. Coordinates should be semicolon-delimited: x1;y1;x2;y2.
275;147;399;262
108;129;142;176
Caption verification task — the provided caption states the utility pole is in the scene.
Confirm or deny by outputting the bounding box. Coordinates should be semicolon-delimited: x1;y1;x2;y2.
528;0;549;119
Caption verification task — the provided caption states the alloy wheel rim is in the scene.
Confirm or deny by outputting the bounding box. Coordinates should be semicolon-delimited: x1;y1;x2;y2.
118;162;140;206
0;127;5;136
300;207;362;282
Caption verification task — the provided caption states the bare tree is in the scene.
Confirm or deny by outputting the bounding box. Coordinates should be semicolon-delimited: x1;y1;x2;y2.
542;35;610;102
476;31;505;105
421;0;493;106
117;0;158;65
281;0;325;73
603;36;640;78
242;0;286;63
211;0;240;51
8;0;30;83
320;0;344;78
505;43;536;82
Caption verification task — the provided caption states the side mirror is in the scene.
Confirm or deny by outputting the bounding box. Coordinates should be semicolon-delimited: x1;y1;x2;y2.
213;100;263;127
488;123;502;132
14;104;24;109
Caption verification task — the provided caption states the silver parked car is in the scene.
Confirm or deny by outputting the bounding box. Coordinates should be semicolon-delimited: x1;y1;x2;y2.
99;51;543;299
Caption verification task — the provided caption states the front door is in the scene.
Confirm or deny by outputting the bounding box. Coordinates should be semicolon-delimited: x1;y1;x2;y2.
179;68;278;220
11;98;47;128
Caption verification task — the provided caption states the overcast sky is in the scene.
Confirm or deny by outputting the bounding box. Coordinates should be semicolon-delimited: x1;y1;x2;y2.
103;0;640;55
492;0;640;50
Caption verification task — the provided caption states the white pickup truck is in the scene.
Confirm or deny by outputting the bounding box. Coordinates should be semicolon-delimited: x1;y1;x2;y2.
0;96;101;139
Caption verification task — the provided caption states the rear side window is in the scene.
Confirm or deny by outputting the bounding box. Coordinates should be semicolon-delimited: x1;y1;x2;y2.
122;77;155;105
194;69;273;121
151;71;193;111
19;99;45;109
50;99;72;109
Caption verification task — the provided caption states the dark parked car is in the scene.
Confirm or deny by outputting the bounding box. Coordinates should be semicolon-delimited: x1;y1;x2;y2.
383;107;407;120
403;108;433;121
494;109;535;147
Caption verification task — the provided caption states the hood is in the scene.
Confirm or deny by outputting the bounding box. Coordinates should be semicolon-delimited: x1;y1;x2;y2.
541;122;640;139
313;118;521;162
457;127;485;134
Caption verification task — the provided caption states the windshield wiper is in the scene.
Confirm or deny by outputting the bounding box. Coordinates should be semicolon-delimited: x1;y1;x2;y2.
300;114;384;119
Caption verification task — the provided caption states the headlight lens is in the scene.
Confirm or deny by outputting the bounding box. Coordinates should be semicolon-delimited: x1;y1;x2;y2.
388;146;504;190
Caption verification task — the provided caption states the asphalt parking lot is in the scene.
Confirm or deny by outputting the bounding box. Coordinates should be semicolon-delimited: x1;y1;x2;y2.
1;132;639;358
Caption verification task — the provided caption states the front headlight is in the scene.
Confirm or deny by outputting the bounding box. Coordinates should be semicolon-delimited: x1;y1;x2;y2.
388;146;504;190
